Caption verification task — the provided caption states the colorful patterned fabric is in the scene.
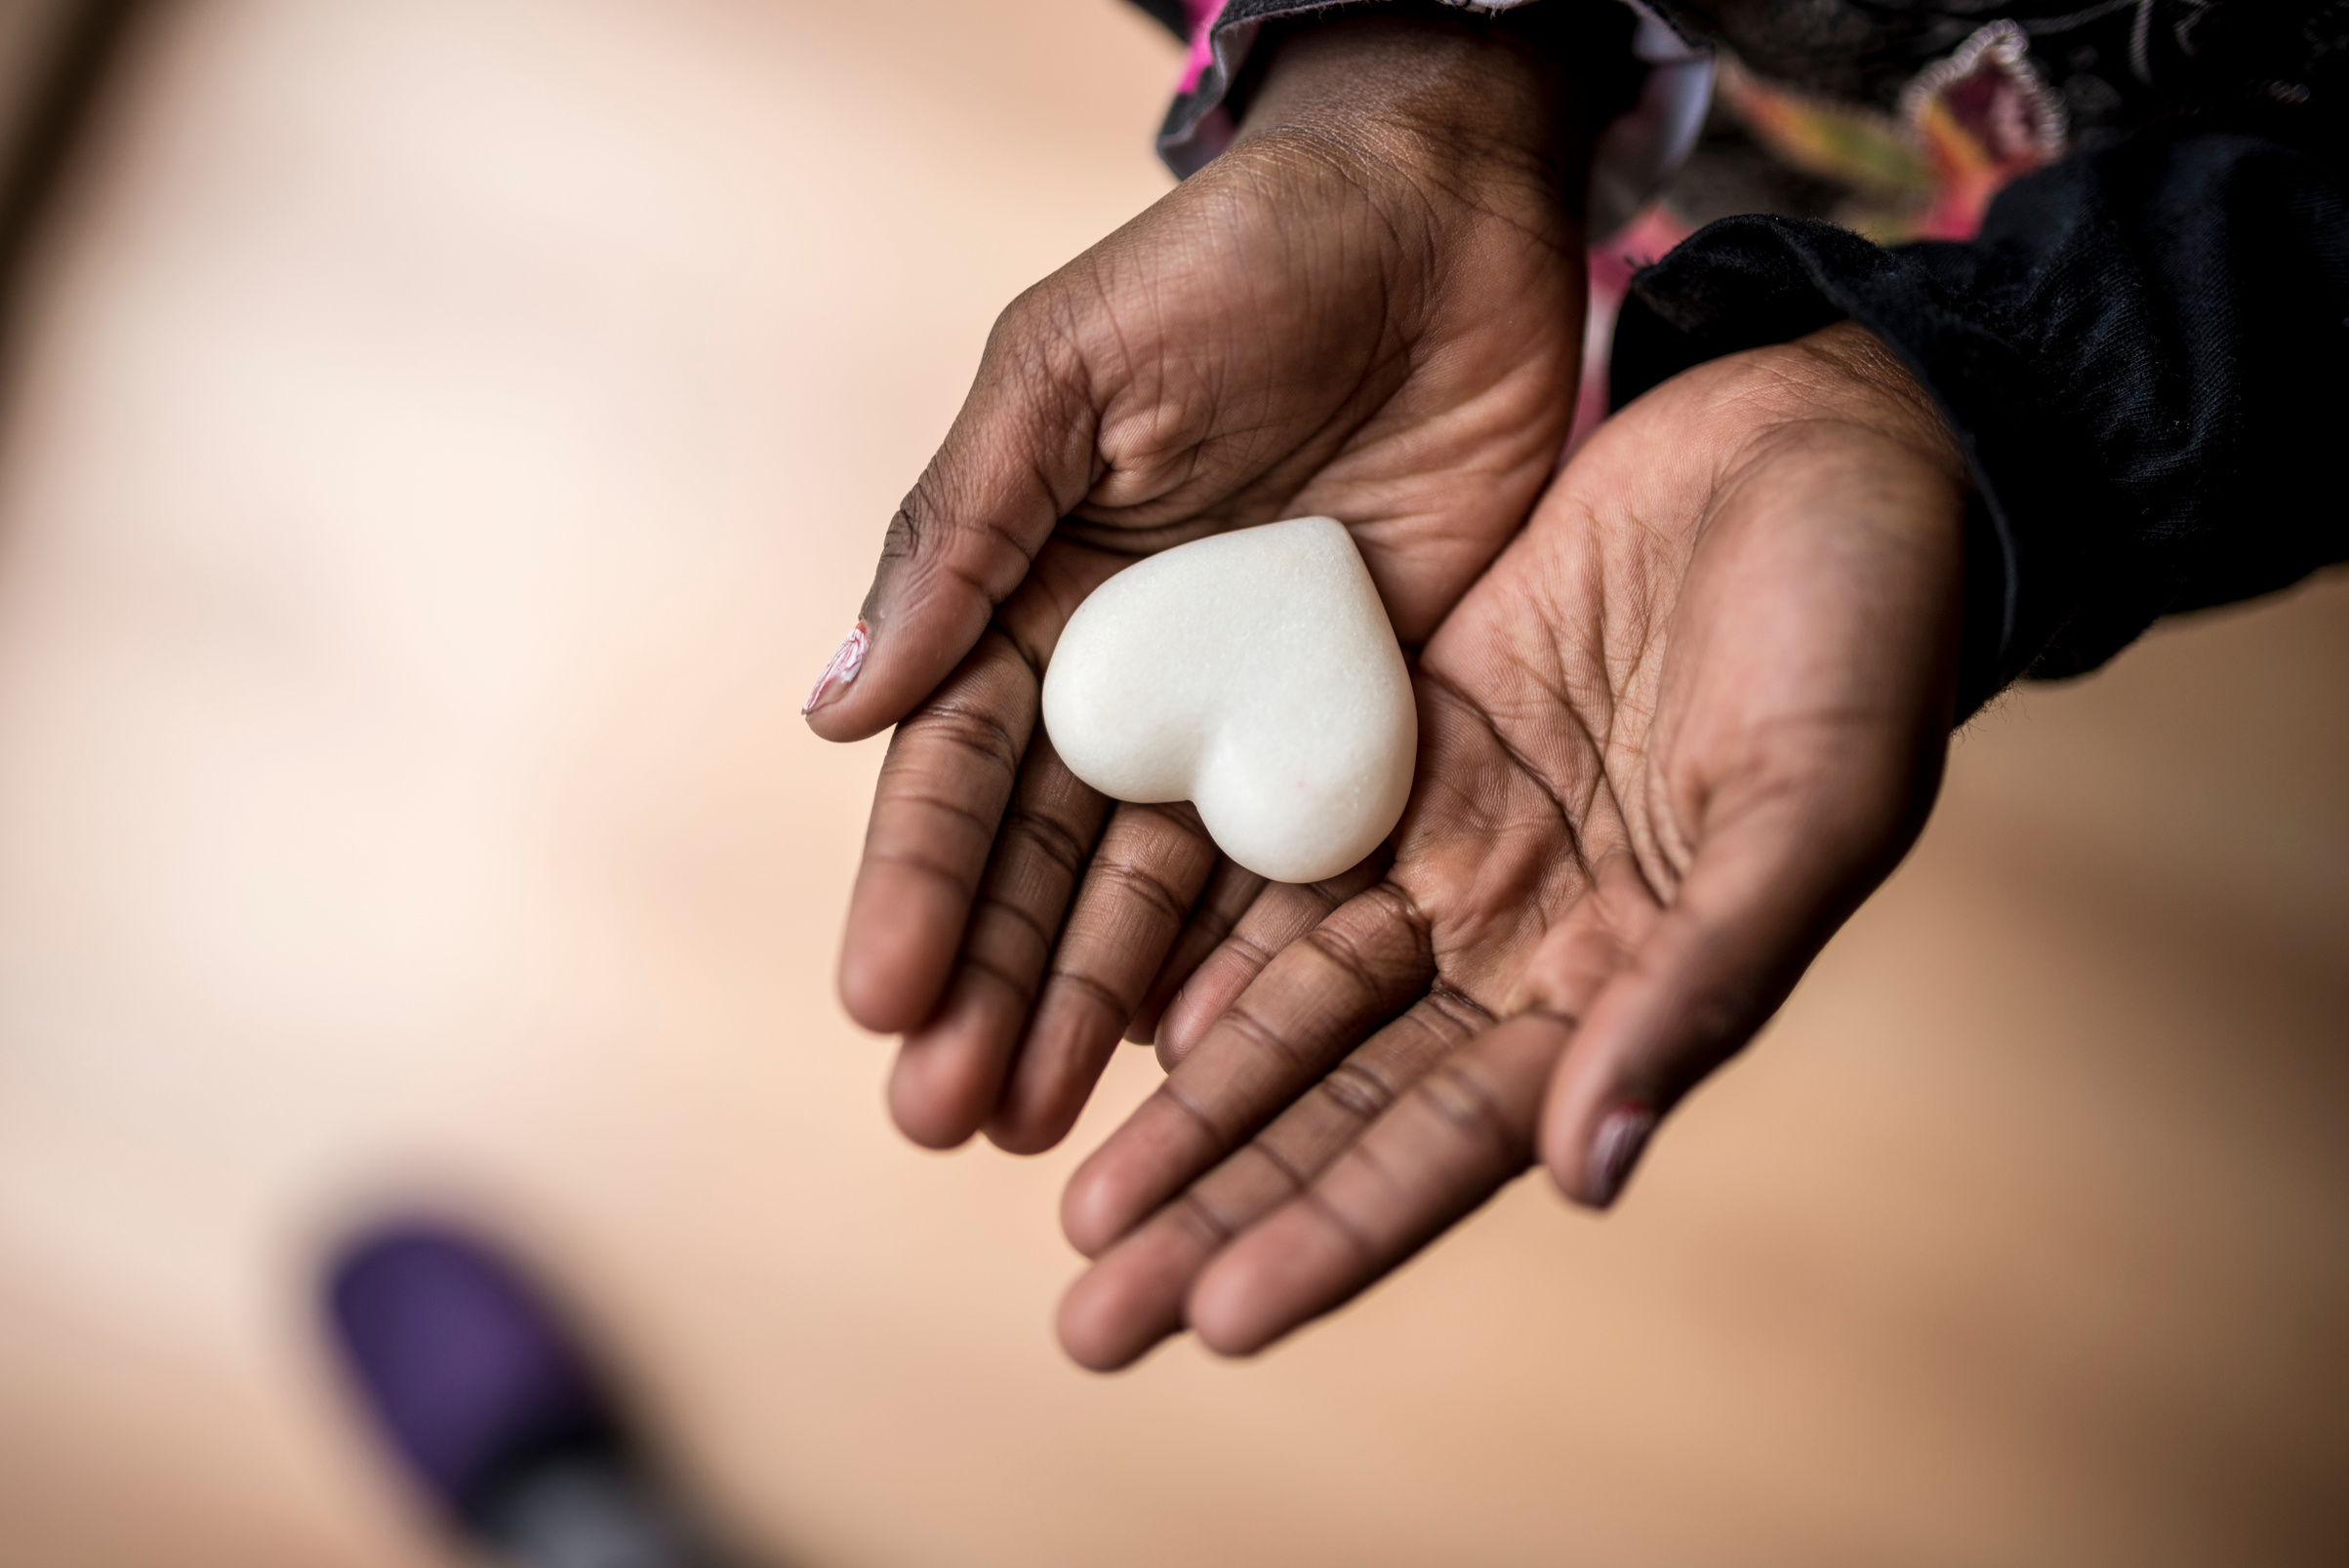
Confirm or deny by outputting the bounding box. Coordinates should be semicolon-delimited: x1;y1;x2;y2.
1138;1;1710;236
1131;1;2346;243
1709;20;2072;243
1115;0;2349;698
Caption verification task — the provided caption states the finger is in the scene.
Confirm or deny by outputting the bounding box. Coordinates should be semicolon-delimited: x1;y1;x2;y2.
1152;859;1386;1068
804;292;1099;742
837;629;1038;1034
1187;1009;1575;1358
837;543;1134;1036
1059;883;1433;1256
1125;859;1266;1053
886;736;1107;1148
1538;778;1905;1209
987;802;1223;1153
1057;990;1485;1370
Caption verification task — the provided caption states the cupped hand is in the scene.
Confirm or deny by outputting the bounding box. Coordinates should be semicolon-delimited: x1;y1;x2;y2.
1054;321;1974;1370
810;10;1604;1153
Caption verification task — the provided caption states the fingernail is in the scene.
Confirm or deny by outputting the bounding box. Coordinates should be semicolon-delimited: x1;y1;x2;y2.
803;622;869;715
1584;1104;1655;1209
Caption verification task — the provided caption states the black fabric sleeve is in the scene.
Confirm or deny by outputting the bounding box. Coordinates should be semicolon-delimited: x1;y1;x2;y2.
1609;127;2349;717
1123;0;1192;41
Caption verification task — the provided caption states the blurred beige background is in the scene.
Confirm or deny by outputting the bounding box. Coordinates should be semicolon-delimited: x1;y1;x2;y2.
0;2;2342;1564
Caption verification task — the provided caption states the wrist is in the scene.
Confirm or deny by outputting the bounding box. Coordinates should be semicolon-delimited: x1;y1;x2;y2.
1234;5;1600;212
1790;322;1968;484
1791;322;2012;719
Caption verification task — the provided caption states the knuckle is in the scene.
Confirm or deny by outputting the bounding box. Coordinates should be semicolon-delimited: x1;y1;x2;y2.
988;278;1083;379
879;486;928;566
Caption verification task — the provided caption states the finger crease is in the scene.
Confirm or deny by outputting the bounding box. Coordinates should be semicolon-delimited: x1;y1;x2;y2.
968;894;1056;960
1175;1189;1236;1248
1214;1003;1323;1080
1159;1075;1235;1155
1043;966;1135;1024
882;789;997;837
864;846;979;897
1301;925;1401;1006
1421;980;1497;1038
1250;1138;1312;1197
937;550;1019;614
1000;808;1093;882
1085;860;1198;924
957;949;1041;1007
1299;1186;1380;1266
1226;929;1282;970
1317;1059;1397;1125
1420;1060;1525;1172
972;507;1044;573
913;704;1026;781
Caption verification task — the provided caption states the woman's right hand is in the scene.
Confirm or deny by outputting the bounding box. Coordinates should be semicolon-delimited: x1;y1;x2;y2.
805;8;1605;1154
1054;322;1974;1368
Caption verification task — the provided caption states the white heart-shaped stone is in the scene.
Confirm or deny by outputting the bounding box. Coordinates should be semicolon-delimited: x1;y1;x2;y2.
1041;516;1416;884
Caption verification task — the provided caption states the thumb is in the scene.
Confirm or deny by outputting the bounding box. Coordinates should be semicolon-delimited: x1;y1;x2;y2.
804;294;1102;741
1532;744;1939;1208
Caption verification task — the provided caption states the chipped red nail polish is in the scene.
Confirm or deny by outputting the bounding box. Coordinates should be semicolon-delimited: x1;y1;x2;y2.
1585;1104;1656;1208
803;622;870;714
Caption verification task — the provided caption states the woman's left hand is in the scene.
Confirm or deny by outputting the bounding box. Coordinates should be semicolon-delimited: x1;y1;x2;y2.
814;8;1604;1156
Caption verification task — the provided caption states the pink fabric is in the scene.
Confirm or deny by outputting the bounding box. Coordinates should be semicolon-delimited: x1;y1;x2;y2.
1567;205;1693;454
1177;0;1228;93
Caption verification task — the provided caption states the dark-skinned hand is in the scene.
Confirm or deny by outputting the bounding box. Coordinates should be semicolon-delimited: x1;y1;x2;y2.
1052;322;1973;1369
806;9;1603;1153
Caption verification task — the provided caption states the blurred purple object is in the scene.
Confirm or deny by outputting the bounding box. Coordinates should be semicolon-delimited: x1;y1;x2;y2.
324;1221;743;1567
325;1224;616;1521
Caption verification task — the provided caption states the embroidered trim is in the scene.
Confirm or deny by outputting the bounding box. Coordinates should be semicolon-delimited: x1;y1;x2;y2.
1715;20;2071;242
1898;20;2069;170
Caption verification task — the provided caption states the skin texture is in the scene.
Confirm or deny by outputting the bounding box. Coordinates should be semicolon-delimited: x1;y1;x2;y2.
1050;322;1971;1367
809;10;1600;1155
809;13;1974;1369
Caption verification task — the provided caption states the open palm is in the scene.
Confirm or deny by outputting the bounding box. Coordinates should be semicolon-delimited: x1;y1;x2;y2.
1053;323;1974;1369
810;13;1603;1153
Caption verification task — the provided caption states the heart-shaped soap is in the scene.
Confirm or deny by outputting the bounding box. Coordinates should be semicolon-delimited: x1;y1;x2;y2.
1041;516;1416;884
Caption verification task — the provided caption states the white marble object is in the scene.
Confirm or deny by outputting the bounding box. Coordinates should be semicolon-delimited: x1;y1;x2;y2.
1041;516;1416;884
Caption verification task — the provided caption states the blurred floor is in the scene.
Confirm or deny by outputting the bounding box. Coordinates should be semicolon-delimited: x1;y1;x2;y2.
0;2;2342;1565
